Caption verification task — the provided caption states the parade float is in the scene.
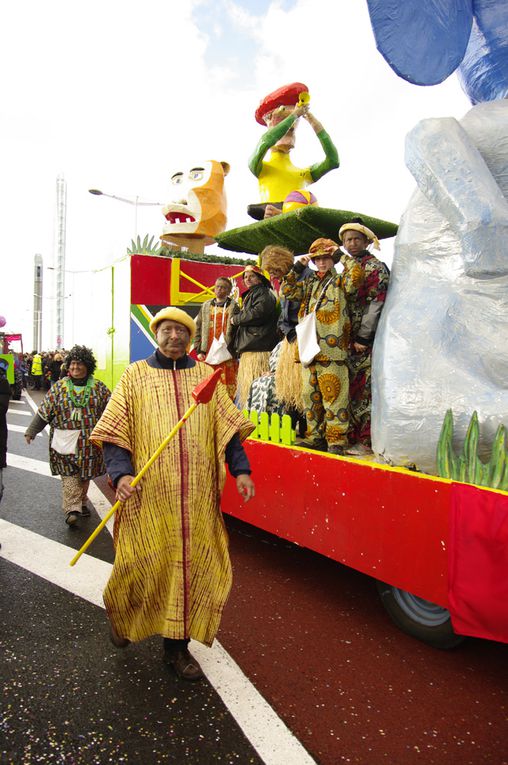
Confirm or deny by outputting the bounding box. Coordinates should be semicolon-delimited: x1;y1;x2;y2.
90;42;508;648
218;46;508;648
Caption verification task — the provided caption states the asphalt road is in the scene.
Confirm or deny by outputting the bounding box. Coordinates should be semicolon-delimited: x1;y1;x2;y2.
1;389;507;765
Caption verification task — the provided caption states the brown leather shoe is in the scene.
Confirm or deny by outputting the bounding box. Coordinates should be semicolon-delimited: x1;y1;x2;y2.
109;624;130;649
165;648;204;681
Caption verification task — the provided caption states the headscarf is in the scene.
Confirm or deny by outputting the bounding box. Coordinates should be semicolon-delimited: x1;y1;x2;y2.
242;265;271;288
308;238;341;264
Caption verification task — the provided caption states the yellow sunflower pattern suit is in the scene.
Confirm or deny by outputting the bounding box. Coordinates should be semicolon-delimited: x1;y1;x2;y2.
282;259;363;447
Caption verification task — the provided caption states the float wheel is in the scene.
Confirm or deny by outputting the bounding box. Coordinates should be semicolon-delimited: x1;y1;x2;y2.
376;580;465;649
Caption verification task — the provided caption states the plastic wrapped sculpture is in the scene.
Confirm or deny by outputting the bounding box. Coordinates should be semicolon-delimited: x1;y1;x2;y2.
247;82;339;220
160;160;230;254
367;0;508;473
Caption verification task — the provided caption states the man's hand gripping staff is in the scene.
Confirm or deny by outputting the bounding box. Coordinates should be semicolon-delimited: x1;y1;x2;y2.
70;368;253;566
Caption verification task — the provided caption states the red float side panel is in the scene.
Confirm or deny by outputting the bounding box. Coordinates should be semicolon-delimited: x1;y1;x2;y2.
222;442;452;607
130;254;248;306
177;260;245;294
131;256;172;305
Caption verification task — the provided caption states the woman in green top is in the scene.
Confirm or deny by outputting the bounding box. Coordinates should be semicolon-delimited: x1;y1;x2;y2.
25;345;110;526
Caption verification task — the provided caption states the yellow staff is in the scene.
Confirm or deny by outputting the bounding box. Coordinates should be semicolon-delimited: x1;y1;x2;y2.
69;368;223;566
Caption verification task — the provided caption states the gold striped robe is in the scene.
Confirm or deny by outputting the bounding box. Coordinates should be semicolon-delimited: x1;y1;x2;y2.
92;360;254;646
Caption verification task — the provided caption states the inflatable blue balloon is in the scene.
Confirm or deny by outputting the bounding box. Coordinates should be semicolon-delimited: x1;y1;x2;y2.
367;0;508;103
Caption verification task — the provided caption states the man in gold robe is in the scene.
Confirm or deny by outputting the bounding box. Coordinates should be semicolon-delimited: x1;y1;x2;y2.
92;307;255;681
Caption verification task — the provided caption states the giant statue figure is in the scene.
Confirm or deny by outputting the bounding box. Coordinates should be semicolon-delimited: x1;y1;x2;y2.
247;82;339;220
366;0;508;473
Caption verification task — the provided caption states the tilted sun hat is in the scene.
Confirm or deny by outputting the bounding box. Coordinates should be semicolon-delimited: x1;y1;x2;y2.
149;307;196;340
308;238;341;264
339;221;380;251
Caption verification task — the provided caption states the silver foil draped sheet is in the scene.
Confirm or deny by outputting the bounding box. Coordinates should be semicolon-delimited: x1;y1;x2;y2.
371;101;508;474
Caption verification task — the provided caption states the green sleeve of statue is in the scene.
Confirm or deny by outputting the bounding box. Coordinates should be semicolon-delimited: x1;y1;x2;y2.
248;113;298;178
309;129;340;181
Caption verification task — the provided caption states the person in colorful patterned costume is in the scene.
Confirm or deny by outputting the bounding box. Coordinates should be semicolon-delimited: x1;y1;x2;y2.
282;238;363;454
24;345;110;525
248;82;339;220
193;277;240;399
338;220;390;455
91;307;255;682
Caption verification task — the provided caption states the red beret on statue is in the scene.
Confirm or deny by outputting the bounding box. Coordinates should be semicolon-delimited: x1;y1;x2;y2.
255;82;310;125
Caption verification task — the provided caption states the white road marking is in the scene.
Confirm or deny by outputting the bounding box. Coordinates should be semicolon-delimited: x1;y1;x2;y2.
9;423;43;436
0;519;111;606
8;451;116;535
7;409;32;416
0;519;316;765
23;390;40;414
8;452;52;477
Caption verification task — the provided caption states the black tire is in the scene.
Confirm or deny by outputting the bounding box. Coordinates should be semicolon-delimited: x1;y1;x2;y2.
376;580;465;649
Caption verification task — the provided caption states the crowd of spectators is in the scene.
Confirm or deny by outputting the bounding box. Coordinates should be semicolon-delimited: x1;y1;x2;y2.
16;350;67;391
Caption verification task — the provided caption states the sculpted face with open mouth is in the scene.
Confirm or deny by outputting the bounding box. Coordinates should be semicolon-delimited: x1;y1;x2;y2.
160;160;230;244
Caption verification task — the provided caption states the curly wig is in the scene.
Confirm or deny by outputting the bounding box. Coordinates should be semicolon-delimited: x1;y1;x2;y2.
65;345;97;375
260;245;294;277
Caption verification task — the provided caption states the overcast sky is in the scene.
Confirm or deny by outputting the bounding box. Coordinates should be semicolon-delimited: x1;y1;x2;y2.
0;0;471;349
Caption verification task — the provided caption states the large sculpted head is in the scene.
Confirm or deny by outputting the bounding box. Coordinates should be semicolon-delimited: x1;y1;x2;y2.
161;160;230;244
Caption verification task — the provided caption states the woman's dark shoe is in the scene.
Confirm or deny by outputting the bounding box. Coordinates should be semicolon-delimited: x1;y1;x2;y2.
81;505;91;516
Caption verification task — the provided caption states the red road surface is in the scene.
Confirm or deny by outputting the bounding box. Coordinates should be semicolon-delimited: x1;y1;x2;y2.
220;516;507;765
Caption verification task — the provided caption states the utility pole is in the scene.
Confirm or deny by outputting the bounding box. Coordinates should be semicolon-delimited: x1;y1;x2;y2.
33;254;43;351
55;174;67;349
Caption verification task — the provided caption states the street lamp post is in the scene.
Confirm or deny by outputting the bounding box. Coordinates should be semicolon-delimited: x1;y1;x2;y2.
88;189;162;240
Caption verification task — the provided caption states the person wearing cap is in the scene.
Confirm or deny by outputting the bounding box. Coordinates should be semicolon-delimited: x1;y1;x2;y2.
24;345;111;525
248;82;339;221
338;220;390;455
91;306;255;682
282;238;363;454
230;265;279;409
